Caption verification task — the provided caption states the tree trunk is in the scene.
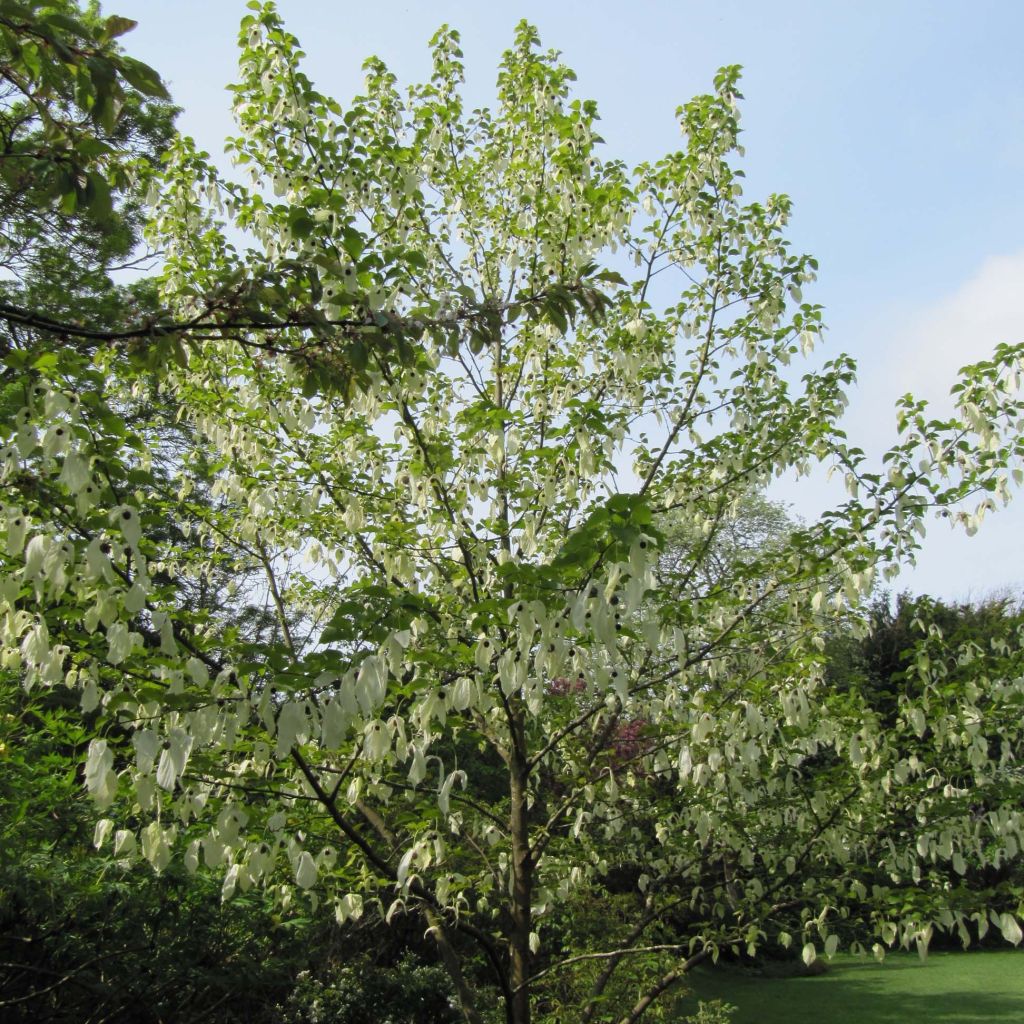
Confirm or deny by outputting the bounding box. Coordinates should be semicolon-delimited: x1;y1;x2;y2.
508;739;533;1024
424;906;486;1024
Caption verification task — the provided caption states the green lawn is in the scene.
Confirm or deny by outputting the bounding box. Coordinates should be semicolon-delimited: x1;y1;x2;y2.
676;951;1024;1024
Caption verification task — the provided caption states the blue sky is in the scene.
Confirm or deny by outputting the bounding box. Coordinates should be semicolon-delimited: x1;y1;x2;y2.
116;0;1024;601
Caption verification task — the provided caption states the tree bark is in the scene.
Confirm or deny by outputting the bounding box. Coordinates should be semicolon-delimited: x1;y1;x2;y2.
617;950;710;1024
508;733;533;1024
423;906;486;1024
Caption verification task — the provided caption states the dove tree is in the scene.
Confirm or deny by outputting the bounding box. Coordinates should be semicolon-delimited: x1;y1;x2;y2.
3;5;1024;1024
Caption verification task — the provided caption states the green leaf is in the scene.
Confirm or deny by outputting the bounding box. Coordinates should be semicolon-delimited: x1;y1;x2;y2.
289;213;316;239
84;171;113;220
38;11;93;38
341;228;365;261
348;339;368;370
59;183;78;215
545;300;568;335
103;16;138;41
32;352;58;371
117;56;170;99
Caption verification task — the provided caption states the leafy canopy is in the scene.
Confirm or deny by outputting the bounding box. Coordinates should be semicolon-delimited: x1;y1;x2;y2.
2;5;1024;1023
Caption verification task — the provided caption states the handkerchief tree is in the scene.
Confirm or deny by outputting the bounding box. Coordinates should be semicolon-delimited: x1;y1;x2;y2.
3;5;1023;1023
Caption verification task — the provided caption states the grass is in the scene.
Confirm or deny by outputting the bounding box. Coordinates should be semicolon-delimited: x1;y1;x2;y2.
674;950;1024;1023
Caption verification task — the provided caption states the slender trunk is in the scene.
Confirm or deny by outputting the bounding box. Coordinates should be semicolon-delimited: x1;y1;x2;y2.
617;950;710;1024
424;906;486;1024
494;304;532;1024
508;738;533;1024
495;290;536;1024
581;896;656;1024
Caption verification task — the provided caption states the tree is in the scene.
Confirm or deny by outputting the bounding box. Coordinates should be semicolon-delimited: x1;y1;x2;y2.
829;591;1024;726
0;0;174;330
0;0;546;391
823;590;1024;933
0;7;283;1019
2;6;1024;1024
0;0;168;221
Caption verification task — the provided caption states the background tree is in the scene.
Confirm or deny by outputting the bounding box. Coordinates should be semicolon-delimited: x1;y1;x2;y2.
821;591;1024;946
2;6;1024;1024
0;0;168;222
828;591;1024;725
0;7;333;1020
0;0;174;361
0;7;279;1019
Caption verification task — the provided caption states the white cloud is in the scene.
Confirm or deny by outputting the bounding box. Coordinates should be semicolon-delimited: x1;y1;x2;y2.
849;252;1024;599
772;253;1024;601
853;251;1024;452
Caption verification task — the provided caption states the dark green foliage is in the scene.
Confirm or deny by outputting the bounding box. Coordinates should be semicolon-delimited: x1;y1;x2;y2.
0;0;176;394
827;591;1024;726
0;678;295;1023
0;678;458;1023
0;0;169;228
527;885;679;1024
277;951;459;1024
